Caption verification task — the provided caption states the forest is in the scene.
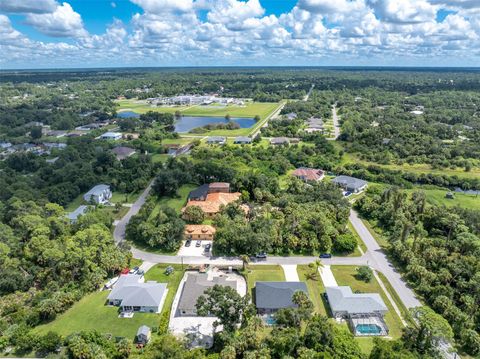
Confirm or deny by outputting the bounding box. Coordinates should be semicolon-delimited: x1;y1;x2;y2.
355;187;480;355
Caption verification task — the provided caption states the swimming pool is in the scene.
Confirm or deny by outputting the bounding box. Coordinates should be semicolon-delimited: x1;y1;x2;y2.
264;316;276;325
356;324;382;334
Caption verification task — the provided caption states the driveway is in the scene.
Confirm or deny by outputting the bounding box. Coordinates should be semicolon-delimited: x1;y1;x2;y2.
319;265;337;287
281;265;299;281
177;240;213;257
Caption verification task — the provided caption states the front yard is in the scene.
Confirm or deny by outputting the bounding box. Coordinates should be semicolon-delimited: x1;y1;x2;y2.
243;265;285;297
296;264;329;316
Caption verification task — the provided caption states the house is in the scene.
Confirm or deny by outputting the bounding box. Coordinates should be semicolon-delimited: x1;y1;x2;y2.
123;132;140;140
332;175;368;193
234;136;252;145
112;146;136;160
285;112;297;120
100;132;122;140
46;130;67;138
270;137;290;145
176;272;237;316
305;117;324;133
107;274;167;313
183;183;242;219
255;282;308;315
0;142;12;149
136;326;151;345
187;183;230;201
43;142;67;150
207;136;226;145
184;225;216;241
83;184;112;204
325;286;388;336
66;205;89;223
292;167;325;182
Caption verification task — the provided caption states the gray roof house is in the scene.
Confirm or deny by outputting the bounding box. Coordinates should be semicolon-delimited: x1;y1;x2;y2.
66;205;90;223
233;136;252;144
332;175;368;193
270;137;290;145
136;325;151;345
207;136;226;145
83;184;112;204
255;281;308;315
177;272;237;316
107;274;168;313
112;146;136;160
326;286;387;317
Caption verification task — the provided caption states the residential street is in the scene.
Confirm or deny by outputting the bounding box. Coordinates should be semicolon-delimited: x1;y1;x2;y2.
329;104;341;140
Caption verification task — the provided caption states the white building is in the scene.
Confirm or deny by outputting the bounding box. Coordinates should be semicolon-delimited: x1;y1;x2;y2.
100;132;122;140
83;184;112;204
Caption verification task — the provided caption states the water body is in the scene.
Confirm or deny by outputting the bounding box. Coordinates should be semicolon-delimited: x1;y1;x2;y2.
116;111;256;132
174;116;256;133
117;111;140;118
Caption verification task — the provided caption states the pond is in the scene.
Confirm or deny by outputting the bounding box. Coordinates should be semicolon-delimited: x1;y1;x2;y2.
116;111;256;132
174;116;256;133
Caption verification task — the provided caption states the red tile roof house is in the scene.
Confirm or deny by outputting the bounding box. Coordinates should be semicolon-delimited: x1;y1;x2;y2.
291;167;325;182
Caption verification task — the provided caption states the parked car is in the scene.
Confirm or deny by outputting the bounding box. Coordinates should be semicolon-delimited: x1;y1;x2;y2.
185;239;192;247
132;266;139;272
256;252;267;259
137;269;145;276
344;191;352;197
319;253;332;259
204;243;211;252
196;240;202;247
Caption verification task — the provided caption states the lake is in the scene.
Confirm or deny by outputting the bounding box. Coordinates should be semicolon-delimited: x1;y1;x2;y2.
116;111;256;132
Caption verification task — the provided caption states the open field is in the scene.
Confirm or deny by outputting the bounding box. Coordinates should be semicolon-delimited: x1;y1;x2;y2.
243;265;285;297
340;151;480;180
151;184;197;216
34;264;184;340
331;265;404;339
296;265;328;316
406;187;480;210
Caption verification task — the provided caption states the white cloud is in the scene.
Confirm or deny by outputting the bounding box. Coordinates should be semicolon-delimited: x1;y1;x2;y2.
24;2;87;37
0;0;58;14
129;0;195;13
367;0;438;24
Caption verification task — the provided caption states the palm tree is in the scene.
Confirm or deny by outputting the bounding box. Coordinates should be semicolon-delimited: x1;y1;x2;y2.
240;255;250;271
305;259;323;281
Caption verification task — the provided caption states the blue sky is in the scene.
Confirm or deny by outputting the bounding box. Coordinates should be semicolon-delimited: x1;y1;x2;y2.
1;0;479;69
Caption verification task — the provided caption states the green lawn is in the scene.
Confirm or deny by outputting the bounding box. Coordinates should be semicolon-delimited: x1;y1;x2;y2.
406;187;480;210
110;191;141;204
151;184;197;216
34;264;184;340
34;291;159;340
330;265;404;339
347;221;367;254
65;194;84;212
152;153;170;163
243;265;285;297
296;265;328;316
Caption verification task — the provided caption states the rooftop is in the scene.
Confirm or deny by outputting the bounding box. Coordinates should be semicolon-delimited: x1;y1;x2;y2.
84;184;110;197
185;225;216;236
66;205;89;221
185;192;242;214
291;167;324;182
332;175;367;189
255;281;308;310
326;286;388;315
108;274;167;308
112;146;136;159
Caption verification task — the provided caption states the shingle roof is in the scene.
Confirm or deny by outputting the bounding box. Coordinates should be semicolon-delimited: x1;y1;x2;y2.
292;167;325;182
108;274;167;307
185;192;242;214
137;325;151;337
255;282;308;310
188;184;210;200
112;146;136;159
184;225;216;236
66;205;89;221
332;176;367;190
84;184;110;197
326;286;388;315
234;136;252;143
177;272;237;313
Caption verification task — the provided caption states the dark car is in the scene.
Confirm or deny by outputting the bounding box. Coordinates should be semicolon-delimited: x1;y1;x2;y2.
196;240;202;247
185;239;192;247
255;252;267;259
204;243;211;252
319;253;332;259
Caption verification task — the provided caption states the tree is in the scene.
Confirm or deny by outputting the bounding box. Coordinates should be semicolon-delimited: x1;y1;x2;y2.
196;284;253;332
183;205;205;224
30;126;43;139
292;290;314;321
403;306;454;356
356;266;373;282
369;338;417;359
254;115;261;122
304;315;334;352
333;233;357;253
36;332;63;356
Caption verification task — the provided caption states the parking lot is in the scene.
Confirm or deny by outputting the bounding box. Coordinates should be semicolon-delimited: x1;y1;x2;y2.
177;240;213;257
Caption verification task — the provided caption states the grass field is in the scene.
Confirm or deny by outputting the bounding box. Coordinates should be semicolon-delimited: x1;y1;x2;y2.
340;151;480;180
243;265;285;297
151;184;196;216
331;265;404;339
406;187;480;210
34;264;184;340
296;265;328;316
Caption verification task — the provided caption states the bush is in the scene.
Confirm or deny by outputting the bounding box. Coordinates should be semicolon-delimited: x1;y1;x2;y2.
356;266;373;282
333;233;357;253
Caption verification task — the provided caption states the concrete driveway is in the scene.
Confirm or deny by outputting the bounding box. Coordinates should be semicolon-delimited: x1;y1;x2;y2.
281;265;299;281
177;240;213;257
319;265;338;287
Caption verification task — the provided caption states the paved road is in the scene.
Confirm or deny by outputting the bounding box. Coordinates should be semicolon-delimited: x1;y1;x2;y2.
349;210;421;309
328;104;341;140
113;179;154;245
303;84;315;101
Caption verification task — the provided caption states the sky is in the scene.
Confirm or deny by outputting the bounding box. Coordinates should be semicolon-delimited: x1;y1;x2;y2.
1;0;480;69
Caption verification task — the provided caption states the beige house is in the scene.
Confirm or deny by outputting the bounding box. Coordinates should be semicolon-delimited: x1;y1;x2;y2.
184;225;216;241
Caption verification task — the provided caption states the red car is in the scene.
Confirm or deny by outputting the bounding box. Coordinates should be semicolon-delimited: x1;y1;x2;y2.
120;268;130;275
